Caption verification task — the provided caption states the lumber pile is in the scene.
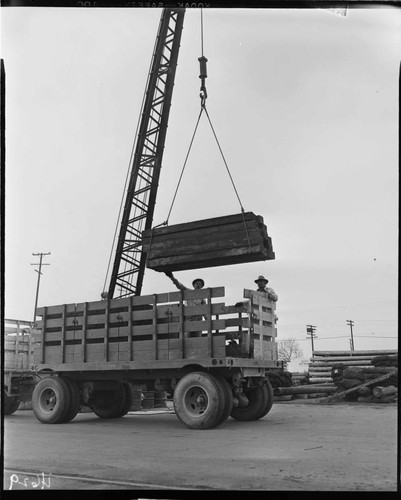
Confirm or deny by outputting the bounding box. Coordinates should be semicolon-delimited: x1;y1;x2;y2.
266;370;292;389
308;349;398;385
270;370;336;400
331;354;398;403
274;351;398;402
141;212;275;272
290;371;309;385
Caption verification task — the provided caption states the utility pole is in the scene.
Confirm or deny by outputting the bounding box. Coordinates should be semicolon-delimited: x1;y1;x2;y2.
31;252;51;322
306;325;317;354
346;320;355;351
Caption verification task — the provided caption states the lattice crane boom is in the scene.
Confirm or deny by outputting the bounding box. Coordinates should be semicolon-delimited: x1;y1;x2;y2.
108;8;185;299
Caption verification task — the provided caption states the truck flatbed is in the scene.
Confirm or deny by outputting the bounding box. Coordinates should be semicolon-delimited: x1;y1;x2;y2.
29;287;278;429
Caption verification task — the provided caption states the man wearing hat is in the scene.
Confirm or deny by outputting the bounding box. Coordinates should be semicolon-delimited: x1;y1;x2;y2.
165;271;205;337
255;275;278;324
255;275;278;302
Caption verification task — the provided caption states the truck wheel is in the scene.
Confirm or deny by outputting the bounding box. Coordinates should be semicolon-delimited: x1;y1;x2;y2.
230;382;268;421
258;379;274;419
60;377;81;423
4;391;20;415
91;383;127;418
213;374;233;426
115;383;134;417
173;371;225;430
32;377;71;424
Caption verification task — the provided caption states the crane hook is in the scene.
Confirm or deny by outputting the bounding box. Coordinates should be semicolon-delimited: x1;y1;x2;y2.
198;55;208;108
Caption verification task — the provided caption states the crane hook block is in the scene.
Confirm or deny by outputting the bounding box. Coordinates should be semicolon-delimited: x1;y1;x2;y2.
198;56;208;79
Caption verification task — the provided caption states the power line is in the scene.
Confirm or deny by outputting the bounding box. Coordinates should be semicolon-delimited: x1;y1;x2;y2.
355;335;398;339
278;335;397;341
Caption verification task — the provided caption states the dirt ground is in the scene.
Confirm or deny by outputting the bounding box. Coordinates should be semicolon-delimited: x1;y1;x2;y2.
3;399;398;492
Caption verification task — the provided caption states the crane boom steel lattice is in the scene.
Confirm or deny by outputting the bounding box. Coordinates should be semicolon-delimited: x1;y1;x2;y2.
108;8;185;299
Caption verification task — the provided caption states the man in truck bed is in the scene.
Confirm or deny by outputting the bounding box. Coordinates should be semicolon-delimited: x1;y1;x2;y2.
165;271;206;337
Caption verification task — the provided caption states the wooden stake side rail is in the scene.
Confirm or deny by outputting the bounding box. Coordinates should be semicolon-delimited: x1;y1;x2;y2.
244;288;277;361
4;319;35;370
33;288;278;368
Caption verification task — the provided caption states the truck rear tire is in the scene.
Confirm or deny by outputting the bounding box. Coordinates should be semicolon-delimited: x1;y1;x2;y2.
213;374;233;426
230;381;269;421
173;371;226;430
32;377;71;424
91;382;129;419
115;383;134;417
4;390;20;416
257;379;274;419
60;377;81;423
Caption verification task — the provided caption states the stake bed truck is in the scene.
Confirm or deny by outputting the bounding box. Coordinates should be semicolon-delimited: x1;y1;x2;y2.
31;286;278;429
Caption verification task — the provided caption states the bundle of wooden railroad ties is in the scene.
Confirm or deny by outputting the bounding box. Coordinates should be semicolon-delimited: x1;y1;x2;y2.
142;212;275;272
273;350;398;403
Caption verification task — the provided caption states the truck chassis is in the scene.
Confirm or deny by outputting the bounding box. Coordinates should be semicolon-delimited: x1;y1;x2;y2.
31;287;278;429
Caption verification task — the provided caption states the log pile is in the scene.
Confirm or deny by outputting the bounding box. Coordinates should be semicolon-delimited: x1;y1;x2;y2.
290;371;309;385
141;212;275;272
308;350;398;385
266;370;292;389
331;354;398;403
273;351;398;402
272;370;336;399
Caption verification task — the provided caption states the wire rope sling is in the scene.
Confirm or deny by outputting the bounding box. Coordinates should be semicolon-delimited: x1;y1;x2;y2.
142;9;275;273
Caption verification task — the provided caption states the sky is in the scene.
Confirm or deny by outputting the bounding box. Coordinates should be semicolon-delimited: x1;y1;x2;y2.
1;5;399;366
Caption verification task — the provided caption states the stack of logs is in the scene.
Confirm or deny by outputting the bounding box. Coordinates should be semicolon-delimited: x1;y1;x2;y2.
272;369;337;399
307;350;397;384
273;350;398;401
331;354;398;403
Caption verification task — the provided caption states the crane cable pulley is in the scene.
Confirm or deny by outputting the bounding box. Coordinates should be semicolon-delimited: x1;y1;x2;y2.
162;9;252;250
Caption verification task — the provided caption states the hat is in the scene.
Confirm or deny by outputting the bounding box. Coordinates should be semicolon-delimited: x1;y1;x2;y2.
192;278;205;288
255;275;268;284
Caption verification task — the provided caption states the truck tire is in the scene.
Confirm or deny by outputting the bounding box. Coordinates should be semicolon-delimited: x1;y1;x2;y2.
60;377;81;423
213;374;233;426
257;379;274;419
91;382;127;419
115;383;134;418
230;381;269;421
173;371;226;430
4;391;20;416
32;377;71;424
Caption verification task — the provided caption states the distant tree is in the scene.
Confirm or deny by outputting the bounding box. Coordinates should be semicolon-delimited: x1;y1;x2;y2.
278;338;303;365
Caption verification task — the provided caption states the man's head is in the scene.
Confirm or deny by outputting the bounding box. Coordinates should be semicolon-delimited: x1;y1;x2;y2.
192;278;205;289
255;275;268;287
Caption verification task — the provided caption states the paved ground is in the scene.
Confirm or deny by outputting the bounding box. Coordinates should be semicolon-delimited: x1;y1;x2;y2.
3;400;398;492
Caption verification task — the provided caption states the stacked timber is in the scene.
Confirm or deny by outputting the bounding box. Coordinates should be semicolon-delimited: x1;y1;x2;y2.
276;351;397;401
266;370;292;389
141;212;275;272
331;354;398;402
290;371;309;385
272;370;336;399
308;350;398;385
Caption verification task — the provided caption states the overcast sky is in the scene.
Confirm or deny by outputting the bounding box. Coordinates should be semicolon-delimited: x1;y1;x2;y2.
2;6;399;362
